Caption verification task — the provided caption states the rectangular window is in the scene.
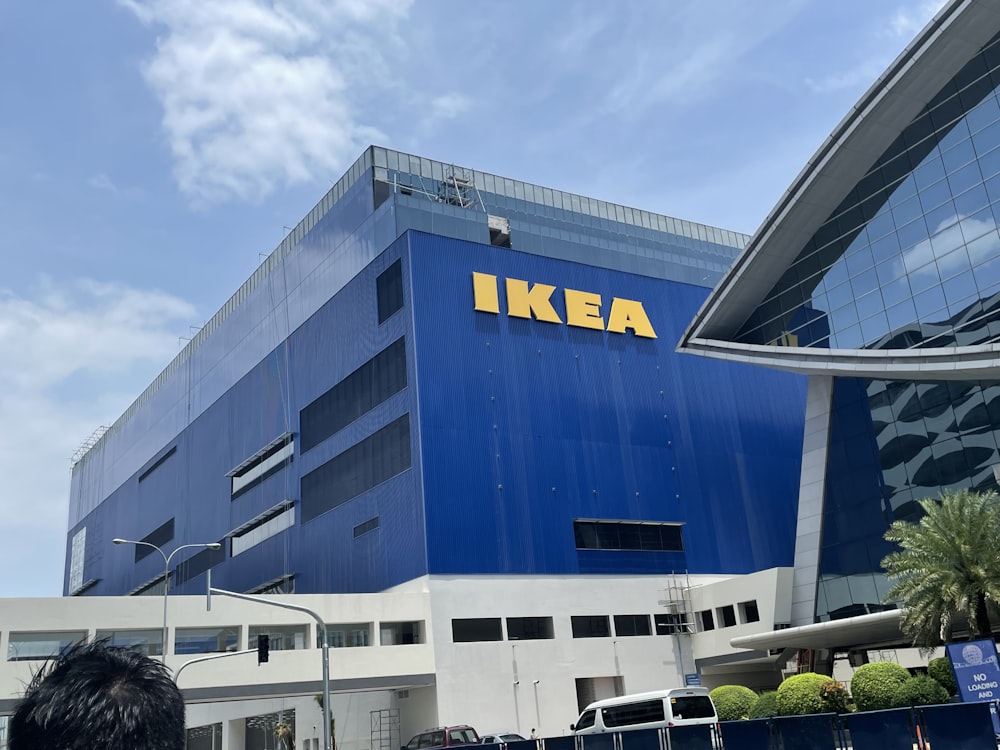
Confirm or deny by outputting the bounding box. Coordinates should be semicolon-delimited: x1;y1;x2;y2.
301;414;411;523
698;610;715;632
69;527;87;593
717;605;737;628
319;623;372;648
7;631;87;662
377;259;404;323
174;626;239;655
380;621;423;645
654;613;691;635
739;600;761;624
573;521;683;551
135;519;175;562
230;502;295;556
571;616;611;638
452;618;503;642
601;699;665;728
173;542;226;586
248;625;308;651
506;617;554;640
613;614;652;637
299;338;407;453
229;434;294;498
353;517;379;538
95;629;163;657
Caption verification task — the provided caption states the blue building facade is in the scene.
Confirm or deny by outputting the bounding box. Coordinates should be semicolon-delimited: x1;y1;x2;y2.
64;148;806;598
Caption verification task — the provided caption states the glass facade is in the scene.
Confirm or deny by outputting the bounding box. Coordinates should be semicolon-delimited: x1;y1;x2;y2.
738;31;1000;351
735;31;1000;621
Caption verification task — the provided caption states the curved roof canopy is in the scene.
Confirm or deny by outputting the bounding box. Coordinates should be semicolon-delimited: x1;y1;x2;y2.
679;0;1000;379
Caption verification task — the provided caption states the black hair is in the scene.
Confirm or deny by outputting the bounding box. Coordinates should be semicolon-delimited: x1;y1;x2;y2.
10;640;185;750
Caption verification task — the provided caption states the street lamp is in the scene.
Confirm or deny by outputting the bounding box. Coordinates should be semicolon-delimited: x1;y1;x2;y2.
112;538;222;661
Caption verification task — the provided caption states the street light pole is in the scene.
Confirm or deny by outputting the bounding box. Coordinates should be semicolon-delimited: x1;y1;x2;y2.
113;538;222;662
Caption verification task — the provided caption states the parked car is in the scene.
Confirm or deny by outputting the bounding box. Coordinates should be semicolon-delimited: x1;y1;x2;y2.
403;726;481;750
480;733;525;744
571;688;717;734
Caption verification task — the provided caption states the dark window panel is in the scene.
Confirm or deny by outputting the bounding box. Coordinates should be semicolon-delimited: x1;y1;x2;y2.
571;615;611;638
451;618;502;643
376;259;404;323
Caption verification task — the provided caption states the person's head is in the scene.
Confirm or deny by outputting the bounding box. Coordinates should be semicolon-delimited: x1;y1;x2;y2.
10;639;185;750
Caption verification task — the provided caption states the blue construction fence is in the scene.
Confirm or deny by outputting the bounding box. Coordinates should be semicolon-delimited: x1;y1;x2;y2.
509;700;1000;750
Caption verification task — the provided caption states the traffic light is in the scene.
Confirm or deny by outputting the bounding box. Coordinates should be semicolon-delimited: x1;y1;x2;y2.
257;634;270;664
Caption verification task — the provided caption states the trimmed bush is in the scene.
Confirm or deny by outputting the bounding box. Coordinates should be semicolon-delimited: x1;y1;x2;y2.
710;685;757;721
890;675;950;707
747;690;780;719
776;672;834;715
927;657;957;696
851;662;910;711
818;680;853;714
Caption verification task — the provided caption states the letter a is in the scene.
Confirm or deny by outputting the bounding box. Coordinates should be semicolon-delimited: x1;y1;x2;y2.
606;298;657;338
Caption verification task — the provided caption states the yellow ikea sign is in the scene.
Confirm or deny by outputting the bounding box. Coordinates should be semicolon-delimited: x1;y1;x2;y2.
472;272;657;338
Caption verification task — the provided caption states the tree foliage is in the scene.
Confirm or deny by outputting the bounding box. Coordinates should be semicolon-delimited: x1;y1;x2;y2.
882;489;1000;650
709;685;757;721
850;662;910;712
818;681;853;714
890;675;950;708
927;656;957;696
776;673;833;715
746;691;779;719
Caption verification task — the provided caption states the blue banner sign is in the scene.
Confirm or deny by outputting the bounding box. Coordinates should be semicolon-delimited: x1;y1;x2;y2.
945;638;1000;734
684;673;701;686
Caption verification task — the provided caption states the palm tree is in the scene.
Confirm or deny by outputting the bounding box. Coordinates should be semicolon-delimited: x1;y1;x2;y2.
882;488;1000;649
275;722;294;750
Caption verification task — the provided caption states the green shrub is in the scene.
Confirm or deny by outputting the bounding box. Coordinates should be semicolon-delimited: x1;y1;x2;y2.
851;662;910;712
709;685;757;721
818;680;853;714
927;657;957;696
746;690;780;719
776;673;834;715
890;675;950;707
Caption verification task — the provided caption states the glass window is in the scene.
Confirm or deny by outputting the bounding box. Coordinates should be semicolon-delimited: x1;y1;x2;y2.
670;696;716;720
613;614;651;637
7;631;87;662
301;414;411;523
174;626;239;655
248;625;308;651
95;628;163;657
376;259;404;324
380;621;423;645
574;710;596;731
571;616;610;638
717;605;737;628
698;610;714;632
231;504;295;556
320;623;371;648
506;617;554;640
601;699;664;728
452;618;502;643
299;340;407;453
738;601;760;624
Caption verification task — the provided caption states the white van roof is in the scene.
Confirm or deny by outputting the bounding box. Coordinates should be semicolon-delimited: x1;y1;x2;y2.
585;688;711;710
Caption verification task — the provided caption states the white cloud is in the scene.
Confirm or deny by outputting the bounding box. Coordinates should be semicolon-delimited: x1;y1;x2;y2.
888;1;947;39
901;213;1000;276
0;278;196;595
119;0;413;203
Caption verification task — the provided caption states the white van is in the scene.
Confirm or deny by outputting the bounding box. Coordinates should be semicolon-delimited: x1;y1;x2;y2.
571;688;718;735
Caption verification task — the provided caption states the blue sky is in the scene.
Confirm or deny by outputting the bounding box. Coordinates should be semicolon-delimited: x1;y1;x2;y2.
0;0;944;596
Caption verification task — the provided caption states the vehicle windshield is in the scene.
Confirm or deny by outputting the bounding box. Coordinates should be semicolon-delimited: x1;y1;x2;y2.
450;729;479;745
670;696;715;719
500;736;523;742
